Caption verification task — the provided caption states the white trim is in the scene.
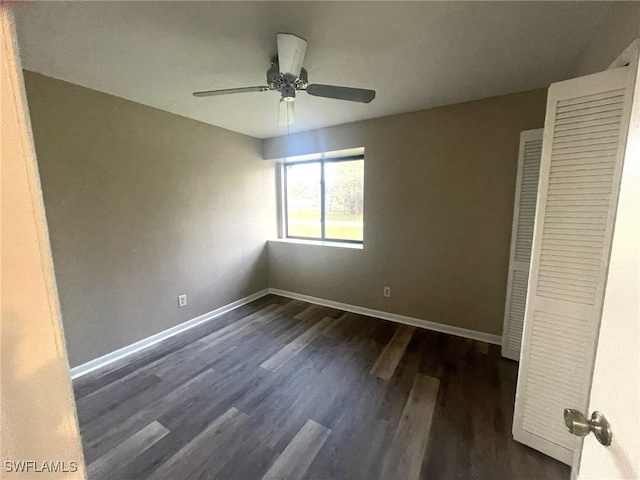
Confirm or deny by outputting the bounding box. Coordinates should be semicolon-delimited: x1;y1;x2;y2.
268;288;502;345
69;288;270;379
268;238;363;249
269;147;365;163
70;286;502;380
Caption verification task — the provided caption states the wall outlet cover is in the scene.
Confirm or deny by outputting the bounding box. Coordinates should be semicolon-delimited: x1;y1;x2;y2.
178;294;187;307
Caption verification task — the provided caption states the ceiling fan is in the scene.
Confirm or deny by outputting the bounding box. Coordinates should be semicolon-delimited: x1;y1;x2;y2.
193;33;376;127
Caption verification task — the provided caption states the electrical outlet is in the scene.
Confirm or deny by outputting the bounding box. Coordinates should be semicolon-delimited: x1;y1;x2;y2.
178;294;187;307
383;286;391;298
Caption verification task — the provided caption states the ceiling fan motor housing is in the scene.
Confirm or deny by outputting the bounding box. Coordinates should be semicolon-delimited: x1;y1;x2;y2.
267;58;308;95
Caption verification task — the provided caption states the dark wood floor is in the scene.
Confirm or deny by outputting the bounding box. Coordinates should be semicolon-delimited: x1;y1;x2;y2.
73;295;570;479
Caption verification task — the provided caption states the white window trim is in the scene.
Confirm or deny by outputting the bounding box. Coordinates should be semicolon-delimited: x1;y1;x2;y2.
277;148;365;245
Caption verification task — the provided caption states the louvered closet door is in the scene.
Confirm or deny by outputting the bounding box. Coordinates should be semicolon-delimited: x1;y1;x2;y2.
502;129;543;361
512;64;637;465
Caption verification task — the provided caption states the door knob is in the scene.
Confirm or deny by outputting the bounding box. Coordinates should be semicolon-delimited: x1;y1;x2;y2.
564;409;612;446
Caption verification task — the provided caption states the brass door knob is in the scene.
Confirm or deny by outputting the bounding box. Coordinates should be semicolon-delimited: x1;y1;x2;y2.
564;408;612;446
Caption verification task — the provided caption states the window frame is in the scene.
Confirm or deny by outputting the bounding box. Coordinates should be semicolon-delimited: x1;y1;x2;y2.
283;154;364;244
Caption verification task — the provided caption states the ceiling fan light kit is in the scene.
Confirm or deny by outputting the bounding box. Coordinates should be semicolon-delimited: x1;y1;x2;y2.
193;33;376;127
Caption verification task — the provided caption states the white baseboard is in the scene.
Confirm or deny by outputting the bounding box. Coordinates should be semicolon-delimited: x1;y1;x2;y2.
69;288;270;379
269;288;502;345
70;286;502;380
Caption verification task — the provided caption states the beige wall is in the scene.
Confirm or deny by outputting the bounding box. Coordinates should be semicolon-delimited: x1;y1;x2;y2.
568;1;640;78
264;89;547;337
24;71;276;368
1;10;84;478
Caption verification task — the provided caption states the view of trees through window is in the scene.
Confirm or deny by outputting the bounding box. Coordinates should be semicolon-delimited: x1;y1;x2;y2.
286;158;364;242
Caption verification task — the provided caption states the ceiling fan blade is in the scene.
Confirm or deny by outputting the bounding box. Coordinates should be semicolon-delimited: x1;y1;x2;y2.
193;86;270;97
306;84;376;103
278;99;295;127
277;33;307;78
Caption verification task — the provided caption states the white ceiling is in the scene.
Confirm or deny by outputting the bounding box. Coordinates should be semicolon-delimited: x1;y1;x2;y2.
14;1;612;139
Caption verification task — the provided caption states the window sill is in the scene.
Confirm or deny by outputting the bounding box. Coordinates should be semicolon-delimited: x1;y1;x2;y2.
268;238;364;250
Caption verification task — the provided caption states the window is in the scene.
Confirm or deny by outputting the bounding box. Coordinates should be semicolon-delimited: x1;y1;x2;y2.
284;155;364;243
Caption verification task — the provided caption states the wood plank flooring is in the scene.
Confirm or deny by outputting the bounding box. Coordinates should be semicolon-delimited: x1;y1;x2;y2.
261;419;331;480
370;324;416;380
381;374;439;479
73;294;570;479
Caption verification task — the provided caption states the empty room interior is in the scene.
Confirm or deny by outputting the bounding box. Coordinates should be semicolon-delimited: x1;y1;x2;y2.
2;1;640;479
